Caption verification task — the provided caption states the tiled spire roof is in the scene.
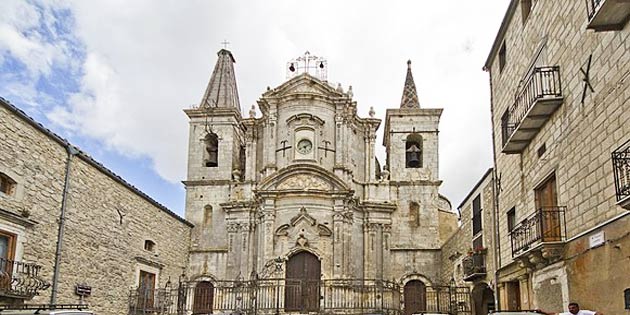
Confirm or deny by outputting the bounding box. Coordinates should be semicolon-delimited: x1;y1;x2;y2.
200;49;241;113
400;60;420;109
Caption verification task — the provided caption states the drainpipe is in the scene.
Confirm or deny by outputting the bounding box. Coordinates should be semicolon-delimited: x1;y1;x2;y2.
50;145;79;304
486;67;502;311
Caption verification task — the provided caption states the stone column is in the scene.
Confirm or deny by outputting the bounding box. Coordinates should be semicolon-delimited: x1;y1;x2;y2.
382;224;392;280
257;199;276;271
226;222;240;279
363;223;377;279
518;274;531;310
332;211;344;278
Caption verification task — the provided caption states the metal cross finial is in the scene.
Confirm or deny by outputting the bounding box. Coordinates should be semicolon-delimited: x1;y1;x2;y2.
221;40;230;49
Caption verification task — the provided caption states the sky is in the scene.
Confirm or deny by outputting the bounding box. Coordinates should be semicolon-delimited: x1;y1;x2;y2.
0;0;510;216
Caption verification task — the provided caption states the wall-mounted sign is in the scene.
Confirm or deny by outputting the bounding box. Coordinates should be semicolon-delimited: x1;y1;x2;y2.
588;231;605;248
75;284;92;297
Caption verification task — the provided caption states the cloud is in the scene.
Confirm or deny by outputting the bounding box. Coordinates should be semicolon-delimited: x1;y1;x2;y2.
2;0;510;207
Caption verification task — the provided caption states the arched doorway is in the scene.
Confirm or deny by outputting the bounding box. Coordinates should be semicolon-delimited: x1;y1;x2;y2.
193;281;214;314
404;280;427;315
472;283;495;315
284;251;321;312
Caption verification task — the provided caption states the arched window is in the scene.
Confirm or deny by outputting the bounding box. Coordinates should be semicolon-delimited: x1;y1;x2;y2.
204;133;219;167
0;173;16;196
144;240;155;252
405;134;423;168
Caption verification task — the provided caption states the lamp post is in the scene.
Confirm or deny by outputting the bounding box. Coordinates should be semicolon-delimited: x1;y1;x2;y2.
273;257;284;315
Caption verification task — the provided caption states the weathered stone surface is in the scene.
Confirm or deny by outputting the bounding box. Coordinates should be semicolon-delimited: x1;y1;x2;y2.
0;101;192;314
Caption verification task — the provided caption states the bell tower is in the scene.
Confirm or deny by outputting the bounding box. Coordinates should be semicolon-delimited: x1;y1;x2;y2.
183;48;246;261
383;60;441;182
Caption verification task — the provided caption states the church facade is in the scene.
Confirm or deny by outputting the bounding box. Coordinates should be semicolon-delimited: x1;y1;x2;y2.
182;49;460;314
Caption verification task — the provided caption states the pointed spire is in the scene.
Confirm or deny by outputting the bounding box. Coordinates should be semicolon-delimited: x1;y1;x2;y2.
400;60;420;109
200;49;241;113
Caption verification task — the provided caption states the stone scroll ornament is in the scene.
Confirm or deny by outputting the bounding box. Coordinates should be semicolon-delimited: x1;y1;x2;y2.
277;174;330;190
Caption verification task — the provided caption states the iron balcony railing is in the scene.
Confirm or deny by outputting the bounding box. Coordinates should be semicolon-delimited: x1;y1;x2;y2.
128;278;472;315
613;139;630;202
0;258;50;298
510;206;567;257
462;252;486;280
501;66;563;147
585;0;604;21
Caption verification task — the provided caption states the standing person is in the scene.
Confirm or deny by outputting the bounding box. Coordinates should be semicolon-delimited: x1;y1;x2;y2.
537;302;603;315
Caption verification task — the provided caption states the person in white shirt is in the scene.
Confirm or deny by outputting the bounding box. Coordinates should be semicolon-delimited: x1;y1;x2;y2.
537;302;603;315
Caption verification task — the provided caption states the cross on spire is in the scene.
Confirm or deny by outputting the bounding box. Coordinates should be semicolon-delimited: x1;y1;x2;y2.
221;40;230;49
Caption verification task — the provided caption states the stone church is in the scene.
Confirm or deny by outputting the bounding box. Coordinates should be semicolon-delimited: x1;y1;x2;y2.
182;49;459;314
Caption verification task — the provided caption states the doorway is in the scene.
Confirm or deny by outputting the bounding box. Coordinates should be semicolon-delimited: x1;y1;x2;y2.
284;251;321;312
404;280;427;315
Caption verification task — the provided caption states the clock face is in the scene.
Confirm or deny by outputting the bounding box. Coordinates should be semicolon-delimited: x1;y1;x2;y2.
297;139;313;154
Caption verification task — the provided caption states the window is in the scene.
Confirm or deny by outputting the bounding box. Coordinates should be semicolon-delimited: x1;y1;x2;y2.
473;235;483;251
507;207;516;231
472;195;482;235
0;173;16;196
521;0;535;24
203;132;219;167
144;240;155;252
499;42;507;73
501;109;511;147
405;133;423;168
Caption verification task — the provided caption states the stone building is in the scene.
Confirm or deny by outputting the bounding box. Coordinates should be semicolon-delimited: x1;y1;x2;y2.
484;0;630;313
0;98;192;314
441;169;497;315
183;50;460;314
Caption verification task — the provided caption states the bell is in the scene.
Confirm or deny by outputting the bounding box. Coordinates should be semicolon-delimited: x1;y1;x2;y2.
289;63;296;72
319;61;324;69
206;147;218;167
406;144;421;168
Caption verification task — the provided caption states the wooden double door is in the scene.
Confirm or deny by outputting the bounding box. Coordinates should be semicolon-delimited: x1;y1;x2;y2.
404;280;427;315
284;251;321;312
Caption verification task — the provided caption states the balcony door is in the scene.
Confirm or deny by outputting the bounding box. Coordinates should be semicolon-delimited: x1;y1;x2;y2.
0;230;16;291
404;280;427;315
535;175;561;241
285;251;321;312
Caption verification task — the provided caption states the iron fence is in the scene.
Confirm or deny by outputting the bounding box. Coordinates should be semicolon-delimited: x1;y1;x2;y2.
612;139;630;202
0;258;50;298
501;66;562;146
510;206;567;257
129;278;471;315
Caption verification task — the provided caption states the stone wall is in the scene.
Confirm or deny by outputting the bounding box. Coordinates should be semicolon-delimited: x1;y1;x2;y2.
486;0;630;312
0;100;192;314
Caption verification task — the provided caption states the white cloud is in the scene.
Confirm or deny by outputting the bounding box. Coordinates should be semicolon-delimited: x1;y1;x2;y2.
9;0;510;205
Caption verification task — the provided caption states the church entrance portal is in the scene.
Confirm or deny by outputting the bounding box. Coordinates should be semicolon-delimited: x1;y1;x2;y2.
404;280;427;315
193;281;214;314
284;251;321;312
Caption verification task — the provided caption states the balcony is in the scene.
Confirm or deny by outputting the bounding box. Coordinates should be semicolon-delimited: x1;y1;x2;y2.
462;252;487;281
501;66;564;154
586;0;630;32
510;207;567;268
613;139;630;209
0;258;50;299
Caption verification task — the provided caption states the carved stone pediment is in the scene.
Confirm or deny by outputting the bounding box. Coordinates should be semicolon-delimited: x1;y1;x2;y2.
277;174;331;191
290;207;316;226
